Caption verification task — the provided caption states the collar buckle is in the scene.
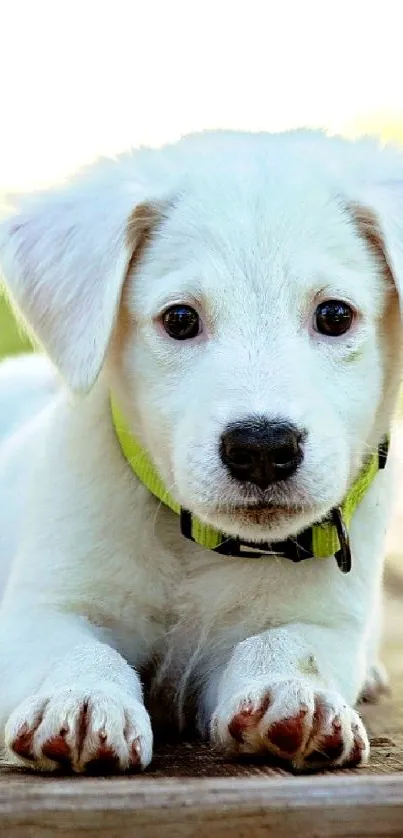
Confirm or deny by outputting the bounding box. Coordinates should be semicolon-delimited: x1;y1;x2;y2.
181;506;351;572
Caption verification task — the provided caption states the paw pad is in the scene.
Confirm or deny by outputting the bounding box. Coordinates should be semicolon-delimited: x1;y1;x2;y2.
268;709;307;756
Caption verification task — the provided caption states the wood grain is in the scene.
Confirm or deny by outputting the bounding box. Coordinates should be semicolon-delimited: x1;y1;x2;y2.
0;773;402;837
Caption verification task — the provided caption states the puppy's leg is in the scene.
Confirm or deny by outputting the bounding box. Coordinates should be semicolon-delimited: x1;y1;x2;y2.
205;623;369;771
0;610;152;773
360;591;390;703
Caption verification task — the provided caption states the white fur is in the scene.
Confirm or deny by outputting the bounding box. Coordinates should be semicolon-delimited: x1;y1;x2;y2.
0;129;402;772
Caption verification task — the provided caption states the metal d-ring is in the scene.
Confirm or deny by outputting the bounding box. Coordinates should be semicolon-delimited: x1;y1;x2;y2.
331;507;352;574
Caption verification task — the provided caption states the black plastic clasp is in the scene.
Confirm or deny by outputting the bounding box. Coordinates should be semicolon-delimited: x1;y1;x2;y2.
180;508;315;562
181;506;352;572
331;507;352;574
180;509;278;558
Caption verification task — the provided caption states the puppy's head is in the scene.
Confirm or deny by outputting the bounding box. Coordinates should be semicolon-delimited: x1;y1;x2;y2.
1;131;403;542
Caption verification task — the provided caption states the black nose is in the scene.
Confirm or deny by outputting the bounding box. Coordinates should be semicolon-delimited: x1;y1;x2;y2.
220;419;304;490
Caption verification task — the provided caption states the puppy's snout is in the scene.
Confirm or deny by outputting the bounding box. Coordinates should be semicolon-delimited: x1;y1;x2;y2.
220;419;304;490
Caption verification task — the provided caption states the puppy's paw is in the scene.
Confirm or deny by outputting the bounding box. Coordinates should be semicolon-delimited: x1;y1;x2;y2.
359;661;390;704
5;686;153;773
211;678;369;771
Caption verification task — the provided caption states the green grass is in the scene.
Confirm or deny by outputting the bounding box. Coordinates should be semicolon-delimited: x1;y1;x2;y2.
0;295;31;358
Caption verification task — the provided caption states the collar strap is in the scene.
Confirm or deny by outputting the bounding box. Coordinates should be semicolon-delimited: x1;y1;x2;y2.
111;399;388;574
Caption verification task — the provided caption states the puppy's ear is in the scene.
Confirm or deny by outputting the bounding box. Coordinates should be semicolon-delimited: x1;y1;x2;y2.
348;181;403;301
0;164;166;392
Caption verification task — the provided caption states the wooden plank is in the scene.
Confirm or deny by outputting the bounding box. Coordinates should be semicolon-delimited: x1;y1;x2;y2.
0;773;402;837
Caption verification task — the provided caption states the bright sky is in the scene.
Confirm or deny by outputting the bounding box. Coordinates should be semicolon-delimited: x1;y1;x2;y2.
1;0;403;192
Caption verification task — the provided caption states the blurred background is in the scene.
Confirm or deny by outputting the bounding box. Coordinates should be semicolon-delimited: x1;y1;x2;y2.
1;0;403;354
1;0;403;349
2;0;403;354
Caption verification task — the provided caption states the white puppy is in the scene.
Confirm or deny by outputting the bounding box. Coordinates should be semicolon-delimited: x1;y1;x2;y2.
0;130;402;774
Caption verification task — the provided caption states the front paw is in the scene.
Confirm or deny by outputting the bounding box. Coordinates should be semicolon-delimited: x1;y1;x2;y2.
211;678;369;771
5;686;153;773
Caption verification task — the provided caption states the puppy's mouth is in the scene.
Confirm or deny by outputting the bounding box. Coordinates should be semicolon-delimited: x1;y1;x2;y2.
216;501;302;526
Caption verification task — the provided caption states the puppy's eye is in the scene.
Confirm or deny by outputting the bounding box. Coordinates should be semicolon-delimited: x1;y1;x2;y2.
314;300;354;337
162;305;201;340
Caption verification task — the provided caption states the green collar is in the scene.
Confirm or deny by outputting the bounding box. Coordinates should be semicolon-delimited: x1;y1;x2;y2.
111;399;388;574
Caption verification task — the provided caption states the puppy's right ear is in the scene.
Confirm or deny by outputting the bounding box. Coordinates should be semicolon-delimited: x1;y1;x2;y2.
0;161;167;392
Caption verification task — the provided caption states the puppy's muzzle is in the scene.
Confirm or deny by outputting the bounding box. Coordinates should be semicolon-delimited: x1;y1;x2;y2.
219;418;305;490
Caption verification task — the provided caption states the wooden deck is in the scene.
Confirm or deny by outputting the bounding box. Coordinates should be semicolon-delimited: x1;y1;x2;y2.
0;577;401;837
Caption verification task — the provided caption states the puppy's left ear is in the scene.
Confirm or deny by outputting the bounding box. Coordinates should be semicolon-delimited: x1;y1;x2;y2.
0;164;166;392
349;179;403;301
